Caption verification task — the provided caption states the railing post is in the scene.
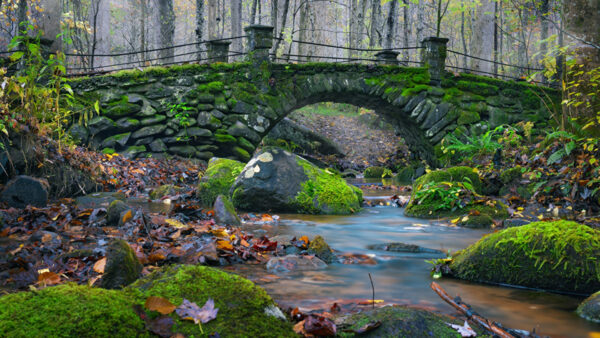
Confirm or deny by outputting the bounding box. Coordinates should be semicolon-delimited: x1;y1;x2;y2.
374;50;399;66
207;40;231;63
421;37;449;85
244;25;274;64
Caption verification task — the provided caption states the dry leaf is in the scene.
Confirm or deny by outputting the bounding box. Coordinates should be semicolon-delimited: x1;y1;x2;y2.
38;271;61;285
145;296;176;315
93;257;107;273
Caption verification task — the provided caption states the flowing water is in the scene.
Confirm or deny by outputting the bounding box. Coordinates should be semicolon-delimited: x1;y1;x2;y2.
233;191;599;338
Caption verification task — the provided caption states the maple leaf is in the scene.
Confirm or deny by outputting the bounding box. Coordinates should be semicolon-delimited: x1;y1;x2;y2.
175;298;219;325
446;321;476;337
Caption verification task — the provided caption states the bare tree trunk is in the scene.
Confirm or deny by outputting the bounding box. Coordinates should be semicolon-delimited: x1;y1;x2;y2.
220;0;225;37
517;8;528;77
299;0;310;61
17;0;27;33
357;0;368;50
539;0;549;83
140;0;148;63
273;0;290;58
251;0;258;24
208;0;217;39
460;0;467;68
369;0;380;48
493;0;498;77
196;0;205;58
231;0;242;56
158;0;175;63
469;0;495;74
384;0;398;50
347;0;358;58
271;0;278;36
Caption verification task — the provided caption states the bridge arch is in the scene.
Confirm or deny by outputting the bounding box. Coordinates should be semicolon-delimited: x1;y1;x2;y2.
68;63;558;166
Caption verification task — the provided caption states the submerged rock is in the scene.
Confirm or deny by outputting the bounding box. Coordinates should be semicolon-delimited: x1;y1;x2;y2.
196;157;245;206
231;147;362;214
213;194;241;226
99;239;143;289
337;305;479;337
308;236;335;263
450;220;600;294
106;200;131;226
149;184;183;200
0;175;49;208
266;255;327;272
367;242;442;254
577;291;600;323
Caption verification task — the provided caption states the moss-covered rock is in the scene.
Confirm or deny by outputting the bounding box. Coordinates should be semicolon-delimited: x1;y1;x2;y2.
577;291;600;323
196;158;245;206
0;284;146;337
500;166;523;185
364;166;387;178
128;264;295;337
213;194;241;226
100;239;143;289
308;236;335;263
404;166;507;219
458;214;494;228
450;221;600;294
337;305;471;338
231;147;361;215
106;200;131;226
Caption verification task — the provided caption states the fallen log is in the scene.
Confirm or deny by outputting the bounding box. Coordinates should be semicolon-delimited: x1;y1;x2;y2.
431;281;514;338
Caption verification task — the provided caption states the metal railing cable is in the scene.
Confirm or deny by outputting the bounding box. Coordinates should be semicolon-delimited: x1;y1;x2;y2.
280;38;422;52
447;49;544;72
66;49;210;71
63;35;247;58
66;51;248;77
446;65;543;84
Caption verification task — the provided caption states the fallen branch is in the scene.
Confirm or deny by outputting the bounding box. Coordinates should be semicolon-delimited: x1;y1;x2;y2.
431;282;514;338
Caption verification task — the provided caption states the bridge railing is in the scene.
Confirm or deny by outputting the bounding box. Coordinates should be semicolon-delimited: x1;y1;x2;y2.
0;24;549;86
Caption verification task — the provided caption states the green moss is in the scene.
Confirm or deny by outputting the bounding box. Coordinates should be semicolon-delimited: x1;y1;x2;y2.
293;158;361;215
237;137;255;152
414;166;482;193
307;235;334;263
196;158;245;206
128;265;295;337
457;110;481;125
150;184;183;200
233;146;251;162
450;221;600;294
500;166;523;184
442;87;464;104
102;147;116;155
214;133;237;143
337;306;470;338
364;166;387;178
458;214;494;228
401;84;430;97
0;284;146;337
457;80;499;96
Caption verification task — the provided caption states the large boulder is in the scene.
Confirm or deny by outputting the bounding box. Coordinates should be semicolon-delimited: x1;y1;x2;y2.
213;194;241;226
577;291;600;323
265;117;344;156
196;158;245;206
450;221;600;294
129;264;295;337
404;166;508;220
231;147;362;214
0;175;49;208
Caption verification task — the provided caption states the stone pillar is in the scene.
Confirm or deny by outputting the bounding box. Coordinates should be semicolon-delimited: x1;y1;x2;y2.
421;37;449;85
374;50;399;65
207;40;231;63
244;25;274;64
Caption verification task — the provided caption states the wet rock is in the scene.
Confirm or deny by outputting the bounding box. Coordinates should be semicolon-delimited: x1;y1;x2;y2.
231;147;361;215
458;214;494;228
337;305;480;337
270;235;294;247
213;195;241;226
308;236;335;263
68;123;89;144
29;230;62;250
121;145;146;159
1;175;49;208
577;291;600;323
106;200;131;226
266;255;327;273
367;242;442;254
196;157;245;206
149;185;183;200
88;116;116;135
100;239;143;289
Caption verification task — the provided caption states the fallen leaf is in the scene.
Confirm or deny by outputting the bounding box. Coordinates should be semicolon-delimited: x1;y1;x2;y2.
166;218;187;229
446;321;476;337
38;271;61;285
145;296;176;315
175;298;219;325
303;314;336;336
357;299;384;305
216;239;234;251
147;316;174;338
121;210;133;224
93;257;107;273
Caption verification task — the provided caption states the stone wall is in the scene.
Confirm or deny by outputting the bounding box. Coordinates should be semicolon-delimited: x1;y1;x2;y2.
68;62;560;165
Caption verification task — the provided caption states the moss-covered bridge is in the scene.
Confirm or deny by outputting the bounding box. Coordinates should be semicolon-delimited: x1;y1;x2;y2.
68;61;558;165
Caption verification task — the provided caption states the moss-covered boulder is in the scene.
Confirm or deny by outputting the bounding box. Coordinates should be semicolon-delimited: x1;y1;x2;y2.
196;157;245;206
106;200;132;226
577;291;600;323
231;147;361;214
128;264;295;337
149;184;183;200
450;221;600;294
337;305;472;337
405;166;508;220
213;194;241;226
364;166;392;179
0;284;147;337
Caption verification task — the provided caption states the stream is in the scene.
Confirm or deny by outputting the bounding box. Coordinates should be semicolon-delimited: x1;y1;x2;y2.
231;190;599;338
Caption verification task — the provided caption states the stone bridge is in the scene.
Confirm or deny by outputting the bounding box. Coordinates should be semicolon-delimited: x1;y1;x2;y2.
68;28;559;166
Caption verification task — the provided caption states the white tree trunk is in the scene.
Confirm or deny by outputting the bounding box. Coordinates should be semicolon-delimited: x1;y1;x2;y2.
469;0;495;74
